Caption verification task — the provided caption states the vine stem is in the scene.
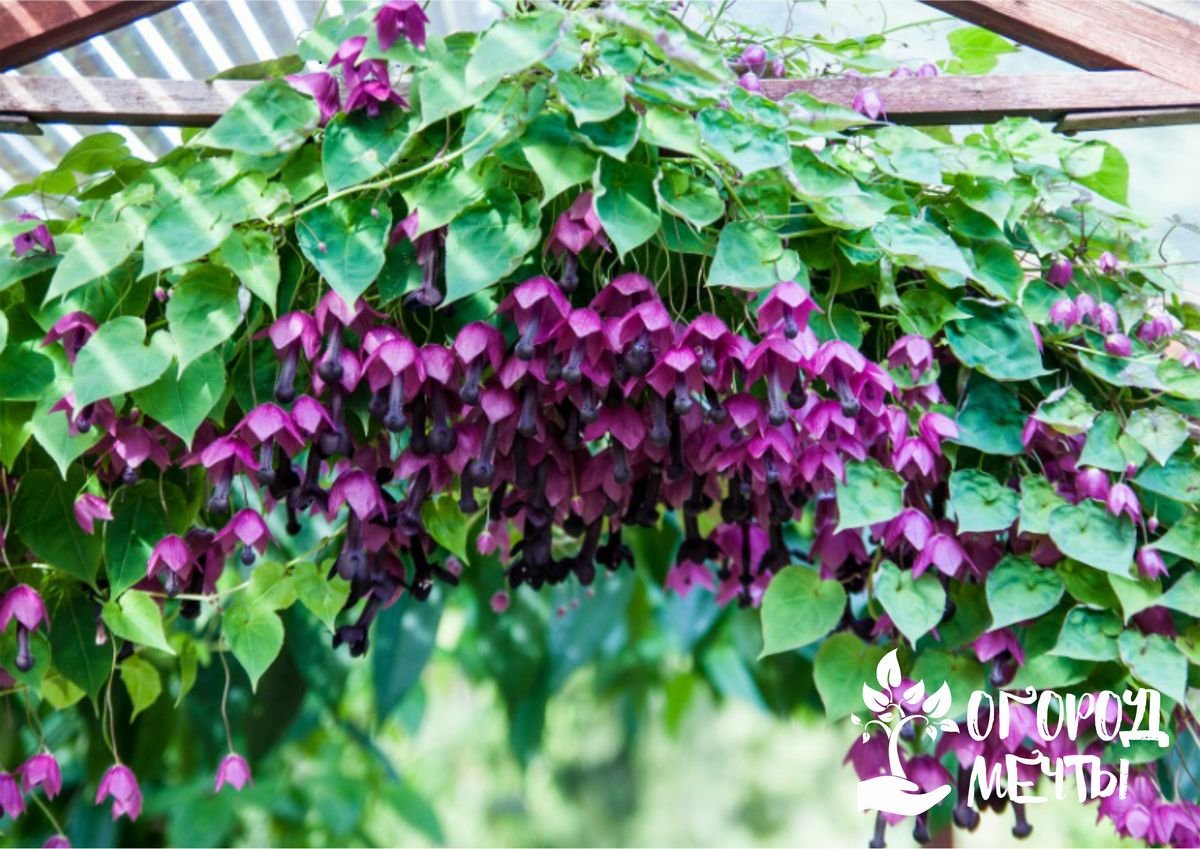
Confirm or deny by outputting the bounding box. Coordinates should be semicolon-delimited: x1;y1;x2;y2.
30;792;66;838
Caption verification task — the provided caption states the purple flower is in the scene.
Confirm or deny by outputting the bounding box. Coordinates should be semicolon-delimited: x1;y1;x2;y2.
95;764;141;822
1095;302;1120;334
374;0;429;51
913;534;965;579
215;509;273;566
737;72;761;93
1076;467;1111;502
1;584;47;633
1136;547;1167;580
1107;483;1140;522
665;559;715;596
740;44;767;74
453;322;505;404
973;627;1026;665
499;277;572;361
758;281;820;339
1075;292;1096;320
1046;257;1073;286
0;771;23;818
915;62;939;77
490;591;510;614
546;193;610;258
214;753;252;793
329;469;387;521
1137;314;1178;344
1105;333;1133;356
1098;250;1119;273
267;312;320;403
13;213;54;257
365;336;424;433
18;753;62;799
917;411;958;454
43;836;70;848
147;534;193;593
1048;297;1080;329
883;508;933;551
851;86;884;120
886;334;933;379
73;494;112;535
286;72;340;125
41;312;98;364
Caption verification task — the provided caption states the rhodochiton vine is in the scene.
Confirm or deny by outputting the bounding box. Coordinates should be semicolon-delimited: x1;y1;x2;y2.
3;2;1200;846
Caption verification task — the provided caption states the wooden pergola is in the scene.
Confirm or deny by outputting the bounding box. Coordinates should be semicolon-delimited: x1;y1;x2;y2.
0;0;1198;133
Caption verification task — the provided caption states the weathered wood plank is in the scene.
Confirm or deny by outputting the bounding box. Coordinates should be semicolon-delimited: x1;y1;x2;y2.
922;0;1200;94
1;71;1199;130
0;0;179;72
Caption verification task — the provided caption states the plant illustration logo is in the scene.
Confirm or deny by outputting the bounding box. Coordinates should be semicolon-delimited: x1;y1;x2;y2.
852;649;956;817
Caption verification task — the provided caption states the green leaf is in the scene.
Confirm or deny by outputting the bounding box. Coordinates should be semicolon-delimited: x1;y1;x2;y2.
381;778;446;845
402;166;489;237
873;561;945;645
71;316;173;407
297;196;392;306
102;590;174;654
48;588;110;702
242;560;297;611
1059;559;1119;607
812;632;887;721
945;298;1049;382
1125;407;1189;466
953;376;1025;456
105;481;184;596
417;39;494;127
1081;411;1146;472
956;175;1012;229
1159;571;1200;617
1033;386;1097;435
141;196;233;278
216;229;279;313
463;82;542;169
198;79;318;156
707;221;801;290
697;107;789;175
950;469;1019;533
166;266;241;372
1155;513;1200;563
986;555;1064;629
1135;455;1200;504
1063;141;1129;206
557;73;627;124
657;166;724;227
1049;500;1136;577
322;107;412;192
443;189;540;304
120;655;162;721
641;105;703;157
421;494;471;563
758;566;846;658
897;288;969;338
969;243;1023;301
132;349;226;446
1008;654;1090;691
44;221;141;303
1018;475;1067;535
872;216;972;284
224;599;284;692
0;345;55;402
1108;574;1162;621
1119;630;1186;703
465;9;563;89
575;107;640;161
372;591;445;723
835;460;905;531
1051;607;1120;661
946;26;1017;74
293;561;350;632
592;158;660;256
13;468;101;583
520;112;597;202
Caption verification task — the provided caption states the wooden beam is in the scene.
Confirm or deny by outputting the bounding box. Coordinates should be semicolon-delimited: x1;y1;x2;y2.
922;1;1200;94
1056;108;1200;133
0;0;178;72
1;71;1199;131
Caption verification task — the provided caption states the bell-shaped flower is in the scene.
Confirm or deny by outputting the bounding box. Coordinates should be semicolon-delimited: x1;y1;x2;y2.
193;435;256;512
665;559;715;597
214;753;253;793
95;764;141;822
545;192;610;259
147;533;194;594
582;405;646;484
420;344;462;455
886;334;933;380
364;336;424;432
973;627;1025;665
287;72;340;124
746;332;810;426
104;422;171;483
1107;482;1140;522
892;436;936;478
680;314;739;386
374;0;429;51
913;533;966;579
215;509;273;566
590;273;657;317
758;281;820;339
13;213;54;256
813;340;870;416
1105;332;1133;357
73;493;112;535
646;345;703;420
917;411;959;455
1;584;47;633
235;403;304;488
883;508;933;551
1075;466;1111;502
1098;251;1119;273
18;753;62;799
1093;302;1119;334
1137;314;1178;344
1046;257;1073;286
329;469;387;521
549;307;609;389
453;322;505;404
499;277;572;361
0;771;23;818
851;86;884;120
266;312;320;403
1048;297;1080;329
43;835;71;848
41;312;97;363
1136;546;1167;580
50;393;115;437
610;299;674;379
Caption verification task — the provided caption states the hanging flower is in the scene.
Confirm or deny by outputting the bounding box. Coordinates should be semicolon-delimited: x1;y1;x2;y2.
214;753;252;793
95;764;141;822
374;0;429;51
